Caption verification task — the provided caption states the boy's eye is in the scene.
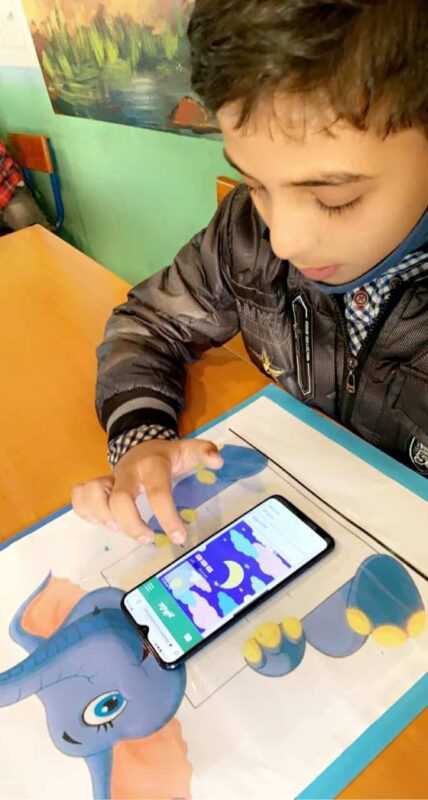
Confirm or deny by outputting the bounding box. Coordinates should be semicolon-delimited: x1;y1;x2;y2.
316;197;361;216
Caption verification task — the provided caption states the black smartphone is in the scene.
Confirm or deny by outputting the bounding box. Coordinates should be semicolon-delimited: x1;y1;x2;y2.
122;495;334;669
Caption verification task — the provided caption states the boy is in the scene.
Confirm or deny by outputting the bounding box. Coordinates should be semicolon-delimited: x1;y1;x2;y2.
0;140;49;231
72;0;428;544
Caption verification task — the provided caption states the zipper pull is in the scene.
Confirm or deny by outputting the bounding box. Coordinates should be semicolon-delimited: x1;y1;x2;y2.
346;357;358;394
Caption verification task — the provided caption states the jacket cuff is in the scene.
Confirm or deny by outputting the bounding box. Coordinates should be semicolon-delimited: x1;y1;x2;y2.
102;391;179;441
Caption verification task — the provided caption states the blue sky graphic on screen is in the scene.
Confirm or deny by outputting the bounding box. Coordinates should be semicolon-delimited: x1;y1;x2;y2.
128;498;328;656
140;497;328;641
160;520;292;633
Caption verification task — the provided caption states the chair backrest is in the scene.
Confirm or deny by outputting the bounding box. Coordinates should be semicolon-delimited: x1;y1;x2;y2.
7;132;64;230
216;176;239;206
8;133;54;174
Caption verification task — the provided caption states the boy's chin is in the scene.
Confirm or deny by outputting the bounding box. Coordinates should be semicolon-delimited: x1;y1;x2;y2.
331;270;372;285
319;266;369;285
295;262;371;285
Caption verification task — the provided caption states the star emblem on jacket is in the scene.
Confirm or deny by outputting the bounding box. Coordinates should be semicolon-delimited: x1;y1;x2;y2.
251;347;284;380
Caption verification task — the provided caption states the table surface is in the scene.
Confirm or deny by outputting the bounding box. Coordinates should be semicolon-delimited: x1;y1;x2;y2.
1;226;426;799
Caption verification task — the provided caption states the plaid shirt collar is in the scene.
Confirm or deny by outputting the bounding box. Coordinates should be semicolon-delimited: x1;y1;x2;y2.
344;249;428;355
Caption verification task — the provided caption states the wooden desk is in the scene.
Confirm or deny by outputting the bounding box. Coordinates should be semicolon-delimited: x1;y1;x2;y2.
0;226;425;799
0;225;269;540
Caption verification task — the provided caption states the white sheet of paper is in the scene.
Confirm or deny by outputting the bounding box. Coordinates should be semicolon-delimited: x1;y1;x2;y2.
230;395;427;572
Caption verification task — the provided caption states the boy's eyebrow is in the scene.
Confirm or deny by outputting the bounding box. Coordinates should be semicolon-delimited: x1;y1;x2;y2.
223;150;371;187
291;173;370;187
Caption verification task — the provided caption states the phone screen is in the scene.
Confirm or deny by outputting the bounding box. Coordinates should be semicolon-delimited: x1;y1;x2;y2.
123;496;332;666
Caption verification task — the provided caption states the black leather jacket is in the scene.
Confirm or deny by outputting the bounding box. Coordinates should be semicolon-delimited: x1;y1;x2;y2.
97;186;428;476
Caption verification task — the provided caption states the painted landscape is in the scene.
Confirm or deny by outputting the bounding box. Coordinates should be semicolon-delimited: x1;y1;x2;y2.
22;0;218;135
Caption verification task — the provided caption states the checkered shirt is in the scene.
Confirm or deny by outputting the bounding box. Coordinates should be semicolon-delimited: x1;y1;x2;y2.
108;424;178;467
344;250;428;356
0;141;22;209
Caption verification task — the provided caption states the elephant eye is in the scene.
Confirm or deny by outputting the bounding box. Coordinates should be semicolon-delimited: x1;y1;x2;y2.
82;691;127;726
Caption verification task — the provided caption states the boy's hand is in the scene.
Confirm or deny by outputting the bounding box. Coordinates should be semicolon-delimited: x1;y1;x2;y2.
72;439;224;545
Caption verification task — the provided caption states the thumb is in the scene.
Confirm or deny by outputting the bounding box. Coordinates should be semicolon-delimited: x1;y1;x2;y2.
195;440;224;469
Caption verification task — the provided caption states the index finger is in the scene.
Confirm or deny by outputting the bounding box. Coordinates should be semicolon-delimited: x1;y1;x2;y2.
109;485;153;543
143;457;187;545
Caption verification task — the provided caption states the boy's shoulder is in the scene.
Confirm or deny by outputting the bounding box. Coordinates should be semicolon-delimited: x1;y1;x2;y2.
219;184;272;269
222;183;259;230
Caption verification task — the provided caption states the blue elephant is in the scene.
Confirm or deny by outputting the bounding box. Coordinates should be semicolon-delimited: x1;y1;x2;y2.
243;555;426;676
0;445;267;794
0;575;186;799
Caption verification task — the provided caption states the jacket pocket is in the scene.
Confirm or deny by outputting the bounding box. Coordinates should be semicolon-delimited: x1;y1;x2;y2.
392;364;428;432
353;362;428;473
376;364;428;473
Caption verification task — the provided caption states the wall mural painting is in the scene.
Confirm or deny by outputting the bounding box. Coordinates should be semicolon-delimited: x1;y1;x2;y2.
22;0;218;136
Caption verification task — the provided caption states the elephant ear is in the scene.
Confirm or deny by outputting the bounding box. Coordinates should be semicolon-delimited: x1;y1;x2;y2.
21;577;86;638
111;718;192;800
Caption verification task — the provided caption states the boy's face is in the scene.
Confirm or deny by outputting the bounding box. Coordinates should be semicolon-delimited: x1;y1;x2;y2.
217;99;428;285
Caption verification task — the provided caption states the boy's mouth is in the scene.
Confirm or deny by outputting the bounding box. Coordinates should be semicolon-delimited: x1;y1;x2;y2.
297;264;341;281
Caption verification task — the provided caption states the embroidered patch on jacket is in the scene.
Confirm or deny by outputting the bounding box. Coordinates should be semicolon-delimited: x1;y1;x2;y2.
250;347;284;381
409;437;428;475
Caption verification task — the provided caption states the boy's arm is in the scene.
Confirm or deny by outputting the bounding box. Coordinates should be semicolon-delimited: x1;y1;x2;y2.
96;190;240;448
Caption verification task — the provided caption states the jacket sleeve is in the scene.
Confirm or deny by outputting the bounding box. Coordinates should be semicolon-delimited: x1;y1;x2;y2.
96;189;240;441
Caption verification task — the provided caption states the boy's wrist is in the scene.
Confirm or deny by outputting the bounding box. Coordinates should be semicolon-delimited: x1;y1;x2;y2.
108;424;178;467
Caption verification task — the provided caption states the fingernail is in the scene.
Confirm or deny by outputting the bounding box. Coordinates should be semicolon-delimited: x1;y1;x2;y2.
107;521;119;532
137;535;151;545
171;530;185;545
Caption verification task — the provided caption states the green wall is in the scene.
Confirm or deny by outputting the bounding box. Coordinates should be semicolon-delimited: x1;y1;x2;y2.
0;66;235;284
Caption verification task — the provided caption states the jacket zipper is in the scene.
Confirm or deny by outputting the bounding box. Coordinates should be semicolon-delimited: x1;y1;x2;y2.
332;287;403;426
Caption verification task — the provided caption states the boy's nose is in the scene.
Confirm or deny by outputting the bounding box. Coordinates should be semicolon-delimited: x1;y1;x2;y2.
268;207;319;264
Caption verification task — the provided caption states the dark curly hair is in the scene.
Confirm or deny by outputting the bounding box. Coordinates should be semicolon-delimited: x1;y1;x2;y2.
188;0;427;134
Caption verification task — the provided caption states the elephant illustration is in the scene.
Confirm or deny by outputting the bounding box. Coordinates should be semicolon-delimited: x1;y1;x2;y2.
243;554;426;676
0;575;189;799
0;445;267;797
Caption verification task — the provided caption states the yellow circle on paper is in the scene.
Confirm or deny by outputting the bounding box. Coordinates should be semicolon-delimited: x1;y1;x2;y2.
372;625;407;647
180;508;198;523
407;610;426;638
196;469;217;485
346;607;372;635
282;617;303;641
243;638;263;665
254;621;281;649
154;533;169;548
